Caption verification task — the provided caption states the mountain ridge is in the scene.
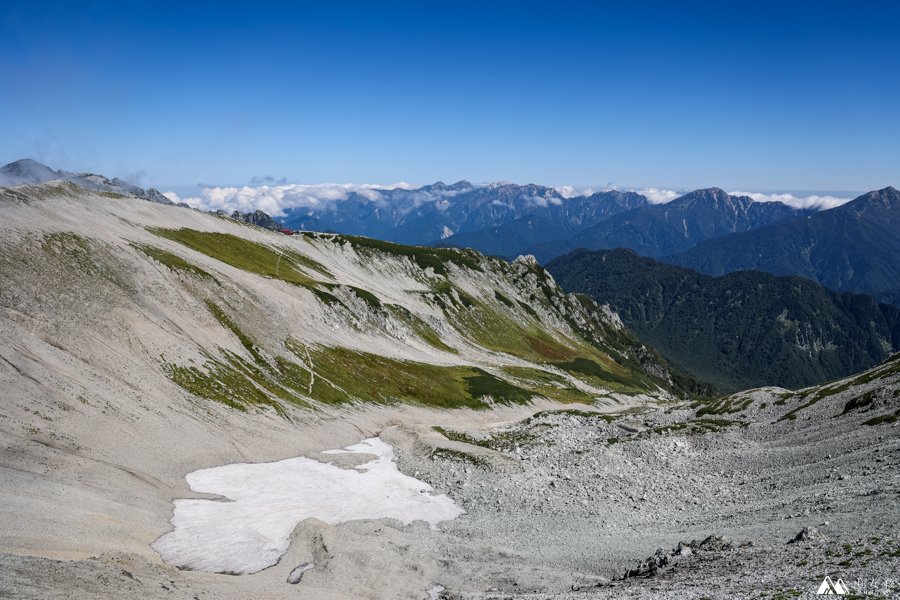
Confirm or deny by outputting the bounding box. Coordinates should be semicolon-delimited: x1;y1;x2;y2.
522;187;812;262
432;190;649;258
668;186;900;299
0;158;178;206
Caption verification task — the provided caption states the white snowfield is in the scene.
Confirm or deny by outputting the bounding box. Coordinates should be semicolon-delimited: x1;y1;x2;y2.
152;438;462;574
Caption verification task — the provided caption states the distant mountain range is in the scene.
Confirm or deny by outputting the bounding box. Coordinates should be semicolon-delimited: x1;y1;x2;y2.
547;248;900;392
429;183;900;305
667;187;900;301
432;190;648;257
283;181;650;246
524;188;811;262
284;180;821;266
5;158;896;305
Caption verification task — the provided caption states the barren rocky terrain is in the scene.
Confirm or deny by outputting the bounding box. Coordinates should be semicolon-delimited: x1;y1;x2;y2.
3;367;898;599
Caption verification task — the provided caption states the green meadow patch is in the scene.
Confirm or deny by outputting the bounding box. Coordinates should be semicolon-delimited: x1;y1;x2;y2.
132;243;219;283
148;228;328;287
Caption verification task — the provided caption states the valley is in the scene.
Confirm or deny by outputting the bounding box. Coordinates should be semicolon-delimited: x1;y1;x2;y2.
0;179;897;599
5;3;899;598
547;248;900;392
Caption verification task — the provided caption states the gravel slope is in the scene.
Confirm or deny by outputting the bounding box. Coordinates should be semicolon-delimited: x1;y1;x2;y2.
3;362;898;599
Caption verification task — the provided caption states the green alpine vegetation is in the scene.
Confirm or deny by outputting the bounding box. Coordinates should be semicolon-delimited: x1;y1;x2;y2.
145;230;706;412
131;243;219;283
547;248;900;392
38;231;135;291
9;200;705;419
149;227;330;286
164;338;538;411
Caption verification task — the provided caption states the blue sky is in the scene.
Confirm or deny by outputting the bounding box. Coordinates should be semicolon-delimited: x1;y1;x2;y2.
1;1;898;193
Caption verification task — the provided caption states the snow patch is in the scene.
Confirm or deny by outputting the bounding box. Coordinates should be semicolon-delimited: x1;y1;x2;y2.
152;437;462;574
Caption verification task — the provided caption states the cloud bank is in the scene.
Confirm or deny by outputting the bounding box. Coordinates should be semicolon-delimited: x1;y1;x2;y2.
554;185;595;199
555;186;682;204
628;187;851;209
729;191;850;210
633;187;681;204
164;180;852;217
167;182;416;216
622;188;850;209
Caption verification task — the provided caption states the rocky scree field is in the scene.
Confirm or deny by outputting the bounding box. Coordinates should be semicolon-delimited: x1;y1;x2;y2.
397;354;900;598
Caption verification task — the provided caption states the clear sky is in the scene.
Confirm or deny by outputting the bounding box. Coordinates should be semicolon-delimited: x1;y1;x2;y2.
1;1;898;192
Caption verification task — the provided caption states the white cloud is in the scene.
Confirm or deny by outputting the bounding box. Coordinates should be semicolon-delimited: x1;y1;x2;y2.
167;180;487;217
633;187;681;204
729;191;850;210
163;182;417;217
554;185;595;199
622;188;849;209
389;181;418;190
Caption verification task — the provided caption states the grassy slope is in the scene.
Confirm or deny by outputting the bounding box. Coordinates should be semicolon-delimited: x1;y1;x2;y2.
3;190;692;418
140;227;686;412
